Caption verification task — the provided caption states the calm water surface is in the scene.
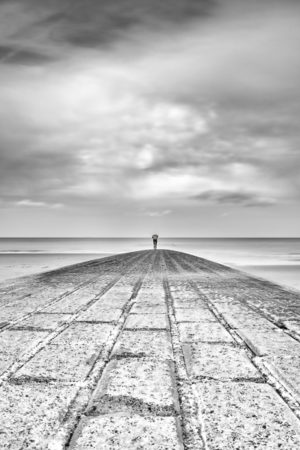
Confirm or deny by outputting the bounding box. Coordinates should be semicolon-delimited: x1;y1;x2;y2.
0;238;299;290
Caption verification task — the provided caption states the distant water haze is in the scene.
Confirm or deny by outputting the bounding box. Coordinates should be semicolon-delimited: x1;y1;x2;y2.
0;238;299;291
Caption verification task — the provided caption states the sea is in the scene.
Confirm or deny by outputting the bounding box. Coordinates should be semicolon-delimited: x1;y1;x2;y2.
0;238;299;291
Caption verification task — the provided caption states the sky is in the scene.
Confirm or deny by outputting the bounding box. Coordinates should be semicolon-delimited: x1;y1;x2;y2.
0;0;300;237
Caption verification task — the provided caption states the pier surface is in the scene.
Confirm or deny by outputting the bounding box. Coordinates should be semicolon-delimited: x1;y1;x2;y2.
1;249;300;449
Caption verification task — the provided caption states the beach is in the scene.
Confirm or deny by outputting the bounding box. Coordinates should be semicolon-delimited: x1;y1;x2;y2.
1;238;300;291
0;249;300;448
0;253;110;283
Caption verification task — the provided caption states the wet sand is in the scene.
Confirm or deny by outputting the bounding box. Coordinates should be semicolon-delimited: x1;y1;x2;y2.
0;249;300;449
0;253;111;283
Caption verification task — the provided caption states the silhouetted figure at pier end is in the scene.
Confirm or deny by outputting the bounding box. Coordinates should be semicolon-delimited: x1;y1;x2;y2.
152;234;158;249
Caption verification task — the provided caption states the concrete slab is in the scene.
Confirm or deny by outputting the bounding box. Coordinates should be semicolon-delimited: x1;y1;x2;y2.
218;306;276;329
131;304;167;314
77;305;123;322
178;322;234;343
175;308;217;323
263;355;300;402
88;358;178;415
52;322;114;345
13;323;113;381
0;381;78;449
135;289;166;306
183;343;260;381
124;314;169;330
45;289;97;313
0;305;38;322
284;320;300;335
173;298;208;309
69;414;183;450
112;330;173;360
14;340;102;381
15;313;72;330
236;328;300;357
196;381;300;449
100;289;133;307
0;329;48;375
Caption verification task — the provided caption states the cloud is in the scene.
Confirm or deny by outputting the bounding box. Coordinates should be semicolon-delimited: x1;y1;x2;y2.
14;199;64;208
0;0;299;222
0;45;55;64
192;190;276;207
143;209;172;217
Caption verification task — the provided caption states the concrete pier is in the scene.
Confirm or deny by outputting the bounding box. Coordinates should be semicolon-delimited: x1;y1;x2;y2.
1;249;300;449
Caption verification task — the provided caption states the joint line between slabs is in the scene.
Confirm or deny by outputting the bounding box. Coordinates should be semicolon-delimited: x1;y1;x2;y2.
175;258;300;423
161;251;207;450
0;253;150;385
50;252;155;449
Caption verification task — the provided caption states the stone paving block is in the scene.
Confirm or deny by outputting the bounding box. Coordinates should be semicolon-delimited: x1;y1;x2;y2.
221;310;276;331
112;330;173;360
14;340;101;381
178;322;234;343
196;381;300;449
125;314;169;330
45;289;98;313
15;313;72;330
77;304;123;322
131;304;167;314
173;298;208;309
70;414;183;450
183;343;260;381
236;327;300;357
0;305;37;322
13;323;113;381
169;282;199;299
175;307;217;323
135;289;166;306
53;322;114;345
100;288;133;307
0;381;78;449
284;320;300;335
262;354;300;402
0;329;48;375
88;358;178;415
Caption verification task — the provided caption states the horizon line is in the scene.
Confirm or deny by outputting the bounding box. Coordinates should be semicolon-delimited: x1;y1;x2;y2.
0;236;299;239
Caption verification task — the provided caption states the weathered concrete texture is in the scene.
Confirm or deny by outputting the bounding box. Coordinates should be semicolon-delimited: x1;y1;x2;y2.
87;358;178;415
99;288;133;307
44;281;109;313
284;320;300;335
13;323;113;381
124;313;169;330
14;313;72;330
0;329;48;375
131;303;167;314
69;414;183;450
196;381;300;449
178;322;234;343
112;330;173;360
1;249;300;449
175;307;217;323
0;381;79;449
77;305;123;322
183;343;260;381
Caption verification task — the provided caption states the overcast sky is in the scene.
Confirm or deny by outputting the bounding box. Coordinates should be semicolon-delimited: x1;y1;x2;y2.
0;0;300;237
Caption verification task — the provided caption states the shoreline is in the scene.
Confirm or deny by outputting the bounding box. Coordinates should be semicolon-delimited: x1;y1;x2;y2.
1;251;300;293
0;253;112;284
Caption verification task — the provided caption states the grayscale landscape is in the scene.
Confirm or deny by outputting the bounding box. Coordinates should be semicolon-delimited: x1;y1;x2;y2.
0;0;300;448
